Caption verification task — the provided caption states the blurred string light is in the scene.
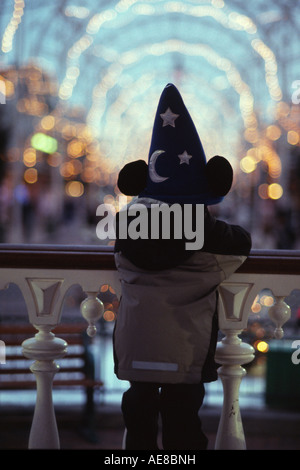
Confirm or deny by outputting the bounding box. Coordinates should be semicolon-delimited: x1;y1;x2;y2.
1;0;25;53
65;6;90;19
55;0;288;197
87;40;257;154
1;0;299;203
251;39;282;102
60;0;282;118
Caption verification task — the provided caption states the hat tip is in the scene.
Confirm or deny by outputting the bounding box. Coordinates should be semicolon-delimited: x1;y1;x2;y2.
165;82;176;89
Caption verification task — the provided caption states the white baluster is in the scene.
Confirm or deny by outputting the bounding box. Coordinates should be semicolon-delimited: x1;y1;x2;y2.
19;277;67;448
80;292;104;337
214;329;254;449
22;324;67;449
268;296;291;339
215;282;255;450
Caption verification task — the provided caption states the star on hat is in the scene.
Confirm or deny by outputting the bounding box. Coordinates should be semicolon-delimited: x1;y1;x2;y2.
160;107;179;127
178;151;192;165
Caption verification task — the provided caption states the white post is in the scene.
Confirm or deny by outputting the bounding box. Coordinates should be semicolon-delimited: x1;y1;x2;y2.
19;277;67;449
214;329;254;449
22;325;67;449
214;282;255;450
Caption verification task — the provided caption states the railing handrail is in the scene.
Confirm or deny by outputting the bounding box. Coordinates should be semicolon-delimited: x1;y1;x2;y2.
0;244;300;274
0;244;115;270
237;249;300;275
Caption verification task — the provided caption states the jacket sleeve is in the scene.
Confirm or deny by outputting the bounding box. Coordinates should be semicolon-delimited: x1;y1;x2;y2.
202;211;252;256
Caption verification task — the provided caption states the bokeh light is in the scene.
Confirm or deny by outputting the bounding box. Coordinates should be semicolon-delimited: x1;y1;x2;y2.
0;0;299;247
24;168;38;184
254;340;269;353
65;180;84;197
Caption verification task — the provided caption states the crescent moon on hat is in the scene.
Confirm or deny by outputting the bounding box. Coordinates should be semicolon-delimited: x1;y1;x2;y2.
149;150;169;183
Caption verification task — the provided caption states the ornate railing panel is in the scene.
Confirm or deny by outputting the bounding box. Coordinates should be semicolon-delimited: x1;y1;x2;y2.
0;245;299;449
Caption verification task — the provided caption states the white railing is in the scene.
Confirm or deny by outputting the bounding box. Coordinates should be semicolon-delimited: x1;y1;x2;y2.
215;250;299;449
0;245;299;450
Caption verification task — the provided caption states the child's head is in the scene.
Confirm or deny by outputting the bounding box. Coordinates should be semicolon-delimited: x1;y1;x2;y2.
117;84;233;205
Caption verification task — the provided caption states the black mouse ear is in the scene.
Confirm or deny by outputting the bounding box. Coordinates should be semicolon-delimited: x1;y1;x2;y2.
117;159;148;196
206;155;233;197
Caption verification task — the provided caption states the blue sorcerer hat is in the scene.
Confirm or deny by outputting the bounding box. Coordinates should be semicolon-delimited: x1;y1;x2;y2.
117;84;233;205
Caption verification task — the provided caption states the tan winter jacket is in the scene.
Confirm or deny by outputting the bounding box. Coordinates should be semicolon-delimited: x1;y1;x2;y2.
113;250;247;384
